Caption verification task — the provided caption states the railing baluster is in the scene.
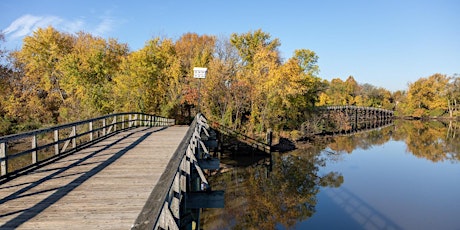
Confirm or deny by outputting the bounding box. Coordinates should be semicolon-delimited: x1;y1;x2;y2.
72;126;77;149
102;118;106;136
54;130;59;155
32;134;38;164
0;142;7;176
89;121;93;141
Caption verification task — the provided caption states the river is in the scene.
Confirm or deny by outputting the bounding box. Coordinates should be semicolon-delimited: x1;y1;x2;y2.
201;120;460;229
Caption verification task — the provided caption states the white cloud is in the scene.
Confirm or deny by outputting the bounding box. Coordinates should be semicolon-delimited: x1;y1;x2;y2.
92;16;114;36
2;13;116;43
61;19;85;34
3;14;62;38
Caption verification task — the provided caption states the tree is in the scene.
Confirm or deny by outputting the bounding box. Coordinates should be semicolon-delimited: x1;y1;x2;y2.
446;75;460;118
0;32;10;116
59;32;128;121
0;32;14;134
9;26;74;123
406;73;449;117
230;29;282;133
344;76;359;105
201;36;243;127
272;49;322;130
230;29;280;68
113;37;180;117
174;33;216;120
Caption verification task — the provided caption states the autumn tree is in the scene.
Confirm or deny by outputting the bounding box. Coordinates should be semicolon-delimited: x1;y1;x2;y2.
230;29;281;68
271;49;322;130
392;90;408;116
230;29;282;133
174;33;216;121
0;32;9;115
113;37;180;117
0;32;14;134
320;78;347;105
317;77;394;111
446;75;460;117
9;26;74;123
201;36;244;128
59;32;128;121
406;73;449;117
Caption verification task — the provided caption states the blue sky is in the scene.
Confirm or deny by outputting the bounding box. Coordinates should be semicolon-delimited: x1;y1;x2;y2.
1;0;458;91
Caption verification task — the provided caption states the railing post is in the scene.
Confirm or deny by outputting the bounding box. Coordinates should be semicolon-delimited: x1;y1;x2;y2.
72;125;77;149
89;121;93;141
129;115;132;128
0;142;7;176
32;134;38;164
102;118;106;136
54;130;60;155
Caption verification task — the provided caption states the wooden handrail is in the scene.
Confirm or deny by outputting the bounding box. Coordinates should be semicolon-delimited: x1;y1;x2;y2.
132;113;211;230
210;122;271;153
0;112;175;180
316;105;394;115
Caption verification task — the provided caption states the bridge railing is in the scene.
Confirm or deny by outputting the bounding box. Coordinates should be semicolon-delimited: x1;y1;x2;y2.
0;112;175;180
317;105;394;115
132;113;212;230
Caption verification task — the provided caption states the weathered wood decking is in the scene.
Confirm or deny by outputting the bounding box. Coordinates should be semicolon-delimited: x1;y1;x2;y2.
0;126;189;229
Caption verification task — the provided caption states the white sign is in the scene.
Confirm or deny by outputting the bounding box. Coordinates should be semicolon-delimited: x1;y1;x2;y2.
193;67;207;79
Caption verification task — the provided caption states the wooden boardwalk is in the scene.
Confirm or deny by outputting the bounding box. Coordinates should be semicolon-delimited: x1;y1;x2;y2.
0;126;189;230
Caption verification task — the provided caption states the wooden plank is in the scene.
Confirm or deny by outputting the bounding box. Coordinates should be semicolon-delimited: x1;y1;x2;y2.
0;126;188;230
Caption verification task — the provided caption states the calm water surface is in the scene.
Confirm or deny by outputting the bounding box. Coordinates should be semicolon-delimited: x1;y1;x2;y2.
201;120;460;229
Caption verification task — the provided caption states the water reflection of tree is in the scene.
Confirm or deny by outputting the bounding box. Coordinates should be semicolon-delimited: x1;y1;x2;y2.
328;126;394;153
202;120;460;229
327;120;460;163
202;146;343;229
394;120;460;162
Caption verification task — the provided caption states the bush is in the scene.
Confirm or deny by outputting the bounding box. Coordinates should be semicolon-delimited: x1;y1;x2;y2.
0;117;12;136
11;121;42;134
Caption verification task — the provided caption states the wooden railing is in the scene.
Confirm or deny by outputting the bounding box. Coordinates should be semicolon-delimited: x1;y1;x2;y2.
0;113;174;180
318;105;394;117
211;122;272;154
132;113;213;230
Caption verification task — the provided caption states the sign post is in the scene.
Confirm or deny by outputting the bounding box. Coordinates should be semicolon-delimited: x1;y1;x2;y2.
193;67;207;112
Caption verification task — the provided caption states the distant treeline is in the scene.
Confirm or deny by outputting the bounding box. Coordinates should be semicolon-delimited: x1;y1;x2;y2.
0;27;458;135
